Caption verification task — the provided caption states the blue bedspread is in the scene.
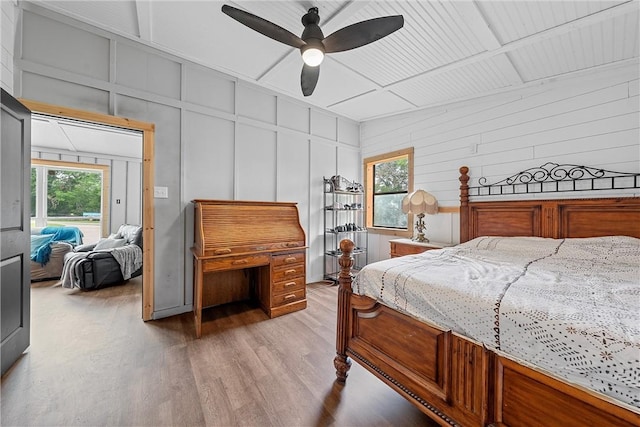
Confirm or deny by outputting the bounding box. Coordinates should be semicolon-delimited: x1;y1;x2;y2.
31;226;84;265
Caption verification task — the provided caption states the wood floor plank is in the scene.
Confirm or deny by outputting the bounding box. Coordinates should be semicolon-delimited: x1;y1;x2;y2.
1;279;438;426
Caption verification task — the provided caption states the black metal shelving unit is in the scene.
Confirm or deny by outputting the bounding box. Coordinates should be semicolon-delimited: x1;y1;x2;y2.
323;176;368;282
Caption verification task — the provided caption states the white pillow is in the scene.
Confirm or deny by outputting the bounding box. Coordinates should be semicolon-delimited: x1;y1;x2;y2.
94;238;126;250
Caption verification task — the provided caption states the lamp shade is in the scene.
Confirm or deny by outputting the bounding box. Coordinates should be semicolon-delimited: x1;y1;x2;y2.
401;190;438;215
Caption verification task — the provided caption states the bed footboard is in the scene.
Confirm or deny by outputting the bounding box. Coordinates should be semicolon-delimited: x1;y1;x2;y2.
334;239;491;426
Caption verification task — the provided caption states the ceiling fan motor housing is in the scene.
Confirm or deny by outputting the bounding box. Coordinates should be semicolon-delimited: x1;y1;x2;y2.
300;7;325;65
301;7;324;43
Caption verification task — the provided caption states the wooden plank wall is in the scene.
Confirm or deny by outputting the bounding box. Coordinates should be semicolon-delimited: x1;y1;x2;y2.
361;63;639;262
1;2;16;93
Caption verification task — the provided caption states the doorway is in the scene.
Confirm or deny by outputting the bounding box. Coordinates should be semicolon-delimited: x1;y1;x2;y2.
20;99;156;321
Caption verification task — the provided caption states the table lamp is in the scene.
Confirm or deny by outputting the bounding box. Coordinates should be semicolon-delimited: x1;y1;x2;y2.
401;190;438;242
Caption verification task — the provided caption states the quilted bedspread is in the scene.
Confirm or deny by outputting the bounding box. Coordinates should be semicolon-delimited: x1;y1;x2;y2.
353;236;640;408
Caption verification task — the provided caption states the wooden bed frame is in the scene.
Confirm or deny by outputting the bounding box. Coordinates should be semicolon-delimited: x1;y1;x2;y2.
335;165;640;427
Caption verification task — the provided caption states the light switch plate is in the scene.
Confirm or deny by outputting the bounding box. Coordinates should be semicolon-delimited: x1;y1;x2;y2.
154;186;168;198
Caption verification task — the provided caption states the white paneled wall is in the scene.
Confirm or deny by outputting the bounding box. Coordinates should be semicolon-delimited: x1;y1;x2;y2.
182;111;235;201
309;142;339;280
362;62;640;263
235;123;278;200
14;5;360;318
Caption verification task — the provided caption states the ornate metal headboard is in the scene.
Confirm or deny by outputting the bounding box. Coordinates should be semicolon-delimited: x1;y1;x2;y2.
467;163;640;197
459;164;640;242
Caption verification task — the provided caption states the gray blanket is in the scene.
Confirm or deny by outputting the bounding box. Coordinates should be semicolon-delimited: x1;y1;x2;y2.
59;252;89;289
110;245;143;279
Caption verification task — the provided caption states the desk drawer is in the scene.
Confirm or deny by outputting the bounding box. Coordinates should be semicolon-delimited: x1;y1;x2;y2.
272;252;305;267
272;276;305;294
273;264;305;282
272;288;305;307
203;254;270;272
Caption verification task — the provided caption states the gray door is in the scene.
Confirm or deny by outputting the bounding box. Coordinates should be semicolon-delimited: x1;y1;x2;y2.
1;89;31;375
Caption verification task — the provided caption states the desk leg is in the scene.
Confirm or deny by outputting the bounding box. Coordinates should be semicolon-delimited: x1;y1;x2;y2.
194;260;203;338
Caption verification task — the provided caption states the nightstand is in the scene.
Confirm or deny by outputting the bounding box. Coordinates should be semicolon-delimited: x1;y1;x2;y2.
389;238;447;258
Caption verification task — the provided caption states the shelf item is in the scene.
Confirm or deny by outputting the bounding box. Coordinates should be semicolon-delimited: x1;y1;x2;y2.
323;267;363;282
323;176;367;282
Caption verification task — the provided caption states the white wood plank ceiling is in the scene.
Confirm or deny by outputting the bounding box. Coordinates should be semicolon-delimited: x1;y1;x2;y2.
31;114;143;159
30;0;639;122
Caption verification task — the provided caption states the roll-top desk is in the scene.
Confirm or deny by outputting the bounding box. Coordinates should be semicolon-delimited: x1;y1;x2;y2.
192;200;307;338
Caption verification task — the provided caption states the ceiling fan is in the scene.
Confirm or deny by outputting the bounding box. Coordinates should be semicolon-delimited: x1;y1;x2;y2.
222;4;404;96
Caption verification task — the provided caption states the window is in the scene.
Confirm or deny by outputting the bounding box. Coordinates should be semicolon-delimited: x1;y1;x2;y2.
31;159;110;241
364;148;413;234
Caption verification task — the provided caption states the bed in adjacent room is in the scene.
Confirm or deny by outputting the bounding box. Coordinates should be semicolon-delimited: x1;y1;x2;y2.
334;164;640;427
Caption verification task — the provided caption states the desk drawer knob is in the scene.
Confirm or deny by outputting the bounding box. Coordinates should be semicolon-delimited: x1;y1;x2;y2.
285;242;298;247
232;259;248;265
284;281;296;288
284;269;297;276
284;294;296;300
284;257;297;264
214;248;232;255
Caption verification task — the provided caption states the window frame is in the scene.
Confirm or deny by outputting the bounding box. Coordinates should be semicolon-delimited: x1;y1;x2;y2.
363;147;414;236
31;159;111;238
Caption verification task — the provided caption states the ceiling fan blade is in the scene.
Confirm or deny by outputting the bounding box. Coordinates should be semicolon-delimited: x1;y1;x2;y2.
301;64;320;96
323;15;404;53
222;5;305;49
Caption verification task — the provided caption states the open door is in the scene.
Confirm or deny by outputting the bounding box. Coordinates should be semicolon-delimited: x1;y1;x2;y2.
1;89;31;375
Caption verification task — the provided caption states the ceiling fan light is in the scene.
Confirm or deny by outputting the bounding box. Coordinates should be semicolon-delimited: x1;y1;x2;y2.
302;47;324;67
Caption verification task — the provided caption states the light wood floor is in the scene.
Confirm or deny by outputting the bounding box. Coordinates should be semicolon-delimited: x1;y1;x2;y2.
1;279;437;426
